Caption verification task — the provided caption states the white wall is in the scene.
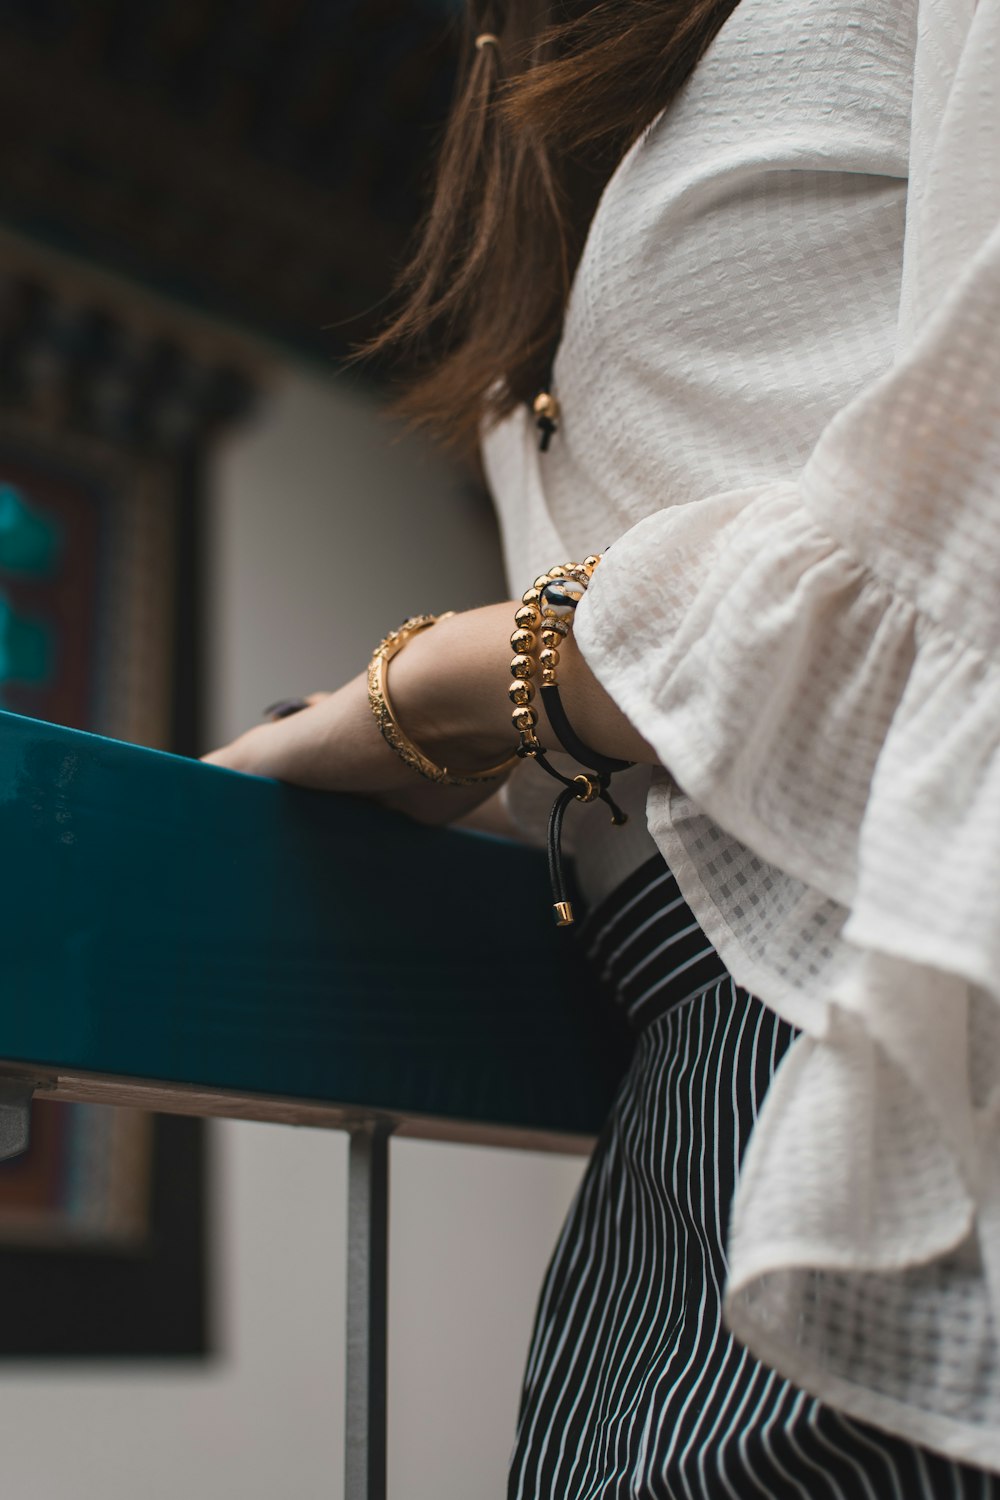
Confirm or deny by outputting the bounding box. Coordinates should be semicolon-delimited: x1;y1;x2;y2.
0;365;585;1500
204;367;512;729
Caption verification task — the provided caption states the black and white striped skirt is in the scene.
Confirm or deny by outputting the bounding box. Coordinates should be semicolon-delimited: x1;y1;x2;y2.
508;854;998;1500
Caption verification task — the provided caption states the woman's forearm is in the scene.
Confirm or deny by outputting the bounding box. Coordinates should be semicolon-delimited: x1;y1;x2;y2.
200;600;657;806
387;602;657;772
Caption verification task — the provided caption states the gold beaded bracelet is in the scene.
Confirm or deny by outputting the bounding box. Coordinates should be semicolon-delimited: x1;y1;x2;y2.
508;557;600;754
369;613;520;787
508;555;635;928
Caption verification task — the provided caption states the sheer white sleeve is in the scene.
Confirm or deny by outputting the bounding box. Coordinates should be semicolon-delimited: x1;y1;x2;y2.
573;0;1000;1467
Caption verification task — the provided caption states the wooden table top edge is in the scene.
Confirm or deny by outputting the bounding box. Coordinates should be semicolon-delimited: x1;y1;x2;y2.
0;1057;597;1157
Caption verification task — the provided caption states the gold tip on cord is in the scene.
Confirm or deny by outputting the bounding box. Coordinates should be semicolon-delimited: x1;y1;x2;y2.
553;901;575;927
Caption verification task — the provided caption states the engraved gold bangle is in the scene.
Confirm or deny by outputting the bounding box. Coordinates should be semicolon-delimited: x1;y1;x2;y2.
369;613;520;787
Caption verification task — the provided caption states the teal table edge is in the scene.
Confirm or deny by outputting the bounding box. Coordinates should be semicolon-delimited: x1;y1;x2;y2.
0;709;629;1150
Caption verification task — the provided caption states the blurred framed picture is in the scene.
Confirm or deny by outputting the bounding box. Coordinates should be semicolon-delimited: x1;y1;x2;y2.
0;411;208;1358
0;418;177;747
0;1108;207;1359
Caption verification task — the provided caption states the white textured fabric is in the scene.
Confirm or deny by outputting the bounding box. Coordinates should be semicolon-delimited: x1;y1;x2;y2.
482;0;1000;1471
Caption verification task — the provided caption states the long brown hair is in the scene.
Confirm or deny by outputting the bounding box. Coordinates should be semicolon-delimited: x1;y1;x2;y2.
367;0;741;450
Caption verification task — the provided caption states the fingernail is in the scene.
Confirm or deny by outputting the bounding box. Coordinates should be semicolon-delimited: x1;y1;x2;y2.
262;697;310;720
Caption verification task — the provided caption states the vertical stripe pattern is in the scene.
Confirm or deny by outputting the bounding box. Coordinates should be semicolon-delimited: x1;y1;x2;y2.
508;855;998;1500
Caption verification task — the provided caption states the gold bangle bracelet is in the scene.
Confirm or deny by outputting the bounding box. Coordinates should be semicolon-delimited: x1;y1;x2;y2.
368;613;520;786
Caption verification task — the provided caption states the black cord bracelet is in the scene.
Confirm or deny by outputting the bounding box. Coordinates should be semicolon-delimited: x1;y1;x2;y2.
532;686;632;926
545;772;628;925
540;681;634;776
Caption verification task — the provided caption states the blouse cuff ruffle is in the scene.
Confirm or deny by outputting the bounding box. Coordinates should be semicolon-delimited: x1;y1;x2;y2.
573;479;1000;1009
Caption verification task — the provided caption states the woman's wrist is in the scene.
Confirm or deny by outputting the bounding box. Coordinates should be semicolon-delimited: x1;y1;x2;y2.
384;601;519;770
384;597;656;774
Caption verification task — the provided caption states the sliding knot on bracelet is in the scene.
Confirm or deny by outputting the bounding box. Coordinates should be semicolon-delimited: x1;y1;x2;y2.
572;773;601;803
370;613;519;787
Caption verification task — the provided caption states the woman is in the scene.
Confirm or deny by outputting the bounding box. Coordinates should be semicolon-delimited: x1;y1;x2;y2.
204;0;1000;1494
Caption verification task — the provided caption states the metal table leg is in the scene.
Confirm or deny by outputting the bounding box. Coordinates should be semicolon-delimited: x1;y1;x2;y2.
345;1118;393;1500
0;1080;33;1161
0;1086;394;1492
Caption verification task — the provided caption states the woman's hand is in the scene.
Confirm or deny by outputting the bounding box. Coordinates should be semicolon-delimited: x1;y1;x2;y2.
199;666;505;825
199;601;655;823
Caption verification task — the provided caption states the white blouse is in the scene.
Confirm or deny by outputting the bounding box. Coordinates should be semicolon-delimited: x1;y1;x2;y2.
483;0;1000;1471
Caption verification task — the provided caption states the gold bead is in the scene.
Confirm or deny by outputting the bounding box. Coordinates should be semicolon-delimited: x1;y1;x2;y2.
515;604;541;630
541;668;557;686
533;574;552;592
539;647;560;670
540;625;564;650
510;627;536;654
510;654;534;679
508;679;535;706
521;587;541;606
511;705;538;733
584;555;601;572
547;565;567;578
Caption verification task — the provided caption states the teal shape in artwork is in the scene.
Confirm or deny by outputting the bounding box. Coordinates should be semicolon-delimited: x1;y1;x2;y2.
0;590;54;687
0;484;62;576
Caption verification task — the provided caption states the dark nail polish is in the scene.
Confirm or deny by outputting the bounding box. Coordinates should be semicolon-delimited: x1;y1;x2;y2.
262;697;310;721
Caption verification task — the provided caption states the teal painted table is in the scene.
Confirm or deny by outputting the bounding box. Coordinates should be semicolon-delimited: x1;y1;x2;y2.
0;709;624;1143
0;709;625;1499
